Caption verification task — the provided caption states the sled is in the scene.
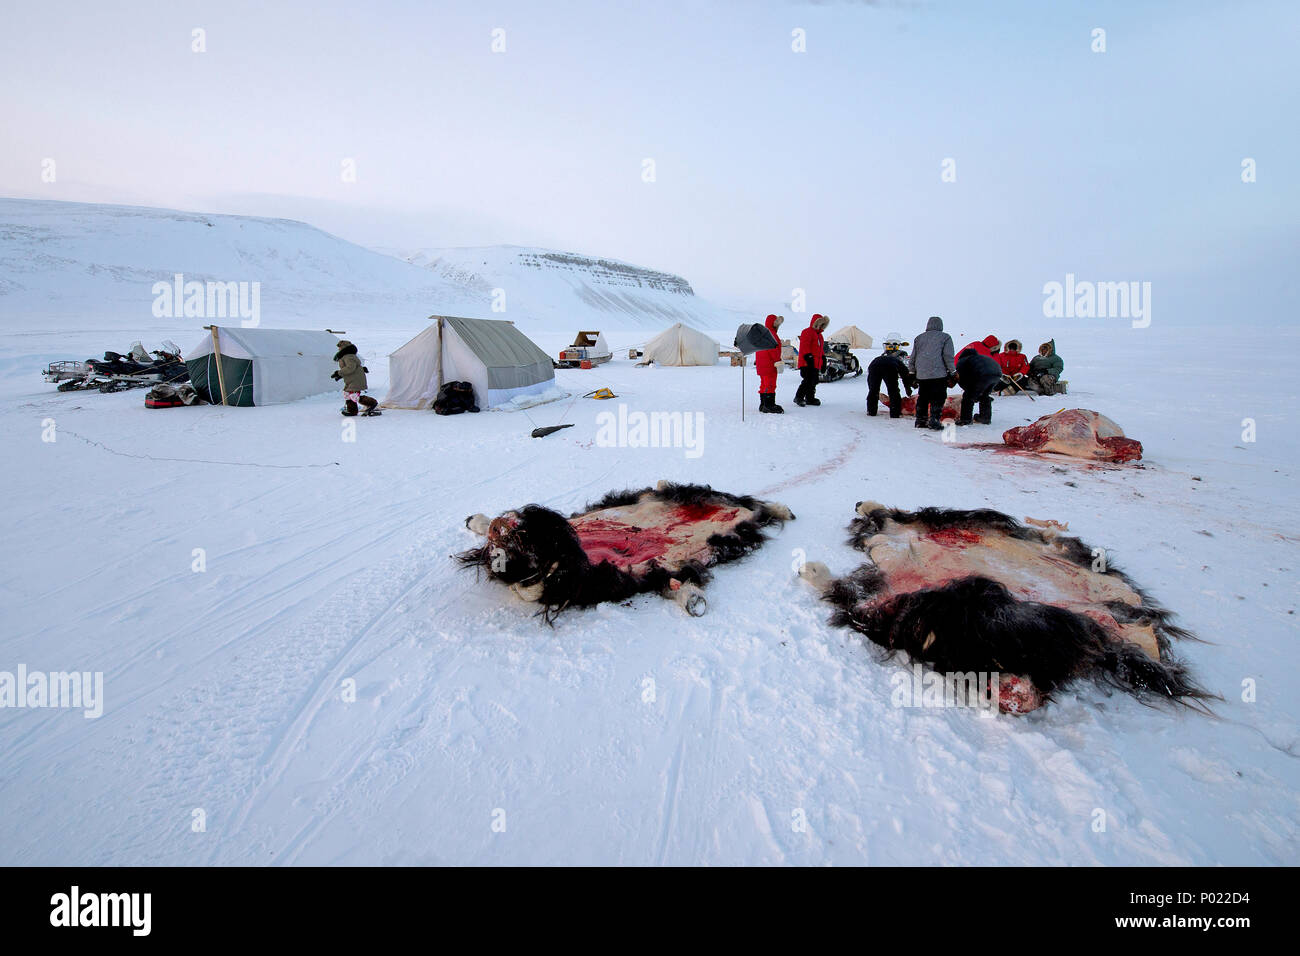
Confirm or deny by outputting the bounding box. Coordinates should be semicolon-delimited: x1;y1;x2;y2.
556;331;612;369
42;360;92;385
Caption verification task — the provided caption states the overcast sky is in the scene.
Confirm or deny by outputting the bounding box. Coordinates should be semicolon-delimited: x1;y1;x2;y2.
2;0;1296;327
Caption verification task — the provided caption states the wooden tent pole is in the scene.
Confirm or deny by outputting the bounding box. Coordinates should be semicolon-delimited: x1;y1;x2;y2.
435;316;444;393
206;325;229;407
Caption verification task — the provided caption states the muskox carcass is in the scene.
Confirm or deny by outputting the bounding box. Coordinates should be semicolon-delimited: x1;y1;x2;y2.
1002;408;1143;463
799;503;1212;714
461;481;794;621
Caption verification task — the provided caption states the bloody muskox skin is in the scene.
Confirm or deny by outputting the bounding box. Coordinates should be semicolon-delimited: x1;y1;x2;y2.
882;393;962;421
811;504;1213;713
460;481;793;622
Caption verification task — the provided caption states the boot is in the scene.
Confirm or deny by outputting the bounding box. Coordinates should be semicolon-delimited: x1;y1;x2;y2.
927;416;943;430
805;393;821;406
759;393;781;414
342;399;359;416
914;416;928;429
975;396;992;425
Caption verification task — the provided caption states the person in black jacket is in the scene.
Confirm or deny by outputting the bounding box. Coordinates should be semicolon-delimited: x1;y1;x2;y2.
954;344;1002;425
866;333;913;418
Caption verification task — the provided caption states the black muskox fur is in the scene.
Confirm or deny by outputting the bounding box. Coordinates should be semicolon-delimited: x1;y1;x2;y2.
826;505;1214;710
459;482;790;623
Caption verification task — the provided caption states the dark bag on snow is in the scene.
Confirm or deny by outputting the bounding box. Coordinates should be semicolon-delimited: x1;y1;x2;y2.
145;382;202;408
733;323;780;355
433;380;480;415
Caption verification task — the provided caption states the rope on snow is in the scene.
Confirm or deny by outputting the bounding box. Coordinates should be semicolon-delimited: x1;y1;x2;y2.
56;429;341;469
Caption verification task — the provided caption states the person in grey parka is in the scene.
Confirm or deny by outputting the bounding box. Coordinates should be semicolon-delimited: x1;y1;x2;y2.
332;340;380;416
907;316;956;430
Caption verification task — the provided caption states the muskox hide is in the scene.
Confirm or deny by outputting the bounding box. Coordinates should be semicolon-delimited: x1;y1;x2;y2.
461;481;794;621
800;502;1212;713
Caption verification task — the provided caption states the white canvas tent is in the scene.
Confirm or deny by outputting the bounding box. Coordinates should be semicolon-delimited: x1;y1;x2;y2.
826;325;874;350
636;323;719;367
185;327;338;406
382;315;556;410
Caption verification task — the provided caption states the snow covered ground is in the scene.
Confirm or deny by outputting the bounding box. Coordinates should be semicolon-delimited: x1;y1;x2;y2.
1;201;1297;866
2;315;1297;866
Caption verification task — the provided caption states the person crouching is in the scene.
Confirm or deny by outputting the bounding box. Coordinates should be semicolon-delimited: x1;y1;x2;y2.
1026;339;1065;395
954;335;1003;425
866;333;913;418
332;340;379;416
994;338;1030;394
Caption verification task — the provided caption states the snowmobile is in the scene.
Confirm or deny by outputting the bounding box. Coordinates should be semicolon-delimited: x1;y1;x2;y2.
819;341;863;383
49;341;188;393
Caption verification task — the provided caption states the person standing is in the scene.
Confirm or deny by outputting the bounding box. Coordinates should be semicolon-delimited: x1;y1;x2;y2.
793;313;829;407
332;339;380;416
907;316;955;430
866;333;913;418
756;313;785;414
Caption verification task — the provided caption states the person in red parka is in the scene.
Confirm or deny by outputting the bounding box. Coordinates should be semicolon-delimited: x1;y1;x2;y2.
994;338;1029;394
755;313;785;414
794;313;829;407
955;334;1002;362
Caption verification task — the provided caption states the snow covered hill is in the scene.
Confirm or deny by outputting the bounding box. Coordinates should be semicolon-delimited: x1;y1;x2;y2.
396;245;744;333
0;198;483;332
0;200;741;348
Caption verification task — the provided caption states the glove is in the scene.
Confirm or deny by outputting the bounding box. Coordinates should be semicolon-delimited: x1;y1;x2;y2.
362;366;369;373
803;355;814;368
330;370;341;380
946;373;958;388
